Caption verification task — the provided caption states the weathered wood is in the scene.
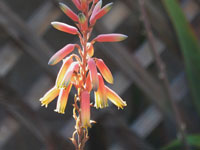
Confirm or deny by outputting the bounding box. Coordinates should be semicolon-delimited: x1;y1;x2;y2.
0;1;57;78
0;44;22;77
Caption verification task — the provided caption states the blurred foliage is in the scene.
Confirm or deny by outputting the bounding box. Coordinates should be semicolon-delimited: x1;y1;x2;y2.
162;0;200;114
162;134;200;150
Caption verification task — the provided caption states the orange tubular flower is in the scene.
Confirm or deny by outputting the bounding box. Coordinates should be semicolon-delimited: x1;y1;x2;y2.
93;33;128;42
40;86;60;107
51;22;79;35
55;56;73;87
105;86;127;109
48;44;76;65
90;0;102;25
85;72;92;92
96;58;113;84
54;84;72;114
78;13;88;31
72;0;82;10
90;2;113;25
81;0;88;12
87;43;94;57
87;58;99;91
59;3;79;22
81;91;91;128
63;62;80;87
94;74;108;108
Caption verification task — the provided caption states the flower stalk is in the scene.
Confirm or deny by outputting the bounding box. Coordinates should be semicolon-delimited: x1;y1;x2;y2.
39;0;127;149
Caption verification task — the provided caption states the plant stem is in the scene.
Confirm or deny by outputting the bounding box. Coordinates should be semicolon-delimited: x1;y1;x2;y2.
72;3;91;150
138;0;190;149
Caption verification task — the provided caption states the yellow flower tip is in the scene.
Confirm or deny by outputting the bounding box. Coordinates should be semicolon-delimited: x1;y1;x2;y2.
54;109;65;114
55;85;72;115
39;86;59;108
105;86;127;109
81;91;91;128
90;120;96;124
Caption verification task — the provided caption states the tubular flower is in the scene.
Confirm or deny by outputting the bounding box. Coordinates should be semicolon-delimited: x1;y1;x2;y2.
94;74;108;109
96;58;113;84
87;58;99;91
40;86;59;107
59;3;79;22
51;22;79;35
54;84;72;114
105;86;127;109
87;43;94;57
48;44;76;65
81;90;91;128
39;0;127;148
55;56;73;87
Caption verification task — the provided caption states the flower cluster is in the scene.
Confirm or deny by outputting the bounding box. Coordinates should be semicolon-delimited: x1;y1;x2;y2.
39;0;127;132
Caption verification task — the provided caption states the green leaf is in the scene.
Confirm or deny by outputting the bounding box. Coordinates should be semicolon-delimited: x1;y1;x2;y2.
162;134;200;150
162;0;200;114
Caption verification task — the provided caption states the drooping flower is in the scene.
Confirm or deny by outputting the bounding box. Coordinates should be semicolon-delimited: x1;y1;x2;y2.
40;86;60;107
96;58;113;84
63;61;80;87
54;84;72;114
85;72;92;92
105;86;127;109
81;90;91;128
55;56;73;87
94;74;108;108
87;58;99;91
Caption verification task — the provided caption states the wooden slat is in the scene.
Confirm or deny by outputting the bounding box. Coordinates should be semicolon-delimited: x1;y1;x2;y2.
0;44;22;77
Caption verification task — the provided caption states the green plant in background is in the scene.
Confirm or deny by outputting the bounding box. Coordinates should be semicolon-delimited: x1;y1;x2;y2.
162;0;200;149
162;134;200;150
163;0;200;115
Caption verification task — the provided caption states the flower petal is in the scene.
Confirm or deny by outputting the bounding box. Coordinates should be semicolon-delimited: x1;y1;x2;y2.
90;2;113;25
90;0;102;25
93;33;128;42
81;0;88;11
105;86;127;109
87;58;99;91
87;43;94;57
56;56;73;87
63;61;79;87
72;0;82;10
94;74;108;108
85;72;92;92
78;13;88;31
48;44;76;65
51;22;79;35
40;86;59;108
59;3;79;22
96;59;113;84
54;84;72;114
81;90;91;128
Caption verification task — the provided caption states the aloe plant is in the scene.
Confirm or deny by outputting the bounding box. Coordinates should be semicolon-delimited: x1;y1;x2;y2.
39;0;127;149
